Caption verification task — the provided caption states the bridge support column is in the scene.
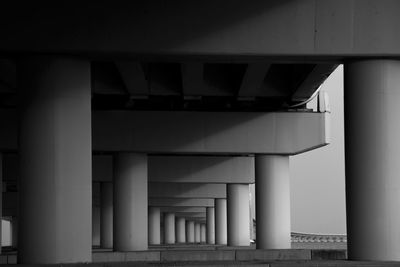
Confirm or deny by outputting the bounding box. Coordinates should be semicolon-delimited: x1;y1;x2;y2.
206;207;215;244
200;224;206;243
255;155;291;249
215;198;227;245
195;222;201;243
345;60;400;261
186;220;195;243
227;184;250;246
148;207;161;245
164;212;175;244
175;217;186;243
100;182;113;249
114;153;148;251
18;57;92;263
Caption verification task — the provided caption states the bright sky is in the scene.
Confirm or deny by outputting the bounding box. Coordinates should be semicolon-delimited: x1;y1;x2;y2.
290;65;346;235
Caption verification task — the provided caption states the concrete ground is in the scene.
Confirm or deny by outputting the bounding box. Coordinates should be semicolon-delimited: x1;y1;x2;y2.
2;243;399;266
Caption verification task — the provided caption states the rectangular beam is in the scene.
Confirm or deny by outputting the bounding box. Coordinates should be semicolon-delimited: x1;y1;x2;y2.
93;110;329;154
149;198;215;207
149;156;254;183
291;64;338;101
115;61;148;96
160;207;206;213
0;110;329;154
238;63;271;97
181;63;204;96
149;183;225;199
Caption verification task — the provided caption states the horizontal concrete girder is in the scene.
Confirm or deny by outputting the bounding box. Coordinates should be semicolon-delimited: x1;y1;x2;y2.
93;111;329;154
0;110;329;154
160;207;206;213
149;156;254;183
1;1;400;58
149;198;215;207
149;183;225;199
93;155;254;183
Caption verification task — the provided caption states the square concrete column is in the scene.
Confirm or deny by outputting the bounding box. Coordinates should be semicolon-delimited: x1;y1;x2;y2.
164;212;175;244
114;153;148;251
175;217;186;243
18;57;92;264
148;207;161;245
215;198;227;245
200;224;206;243
100;182;113;249
206;207;215;244
227;184;250;246
345;60;400;261
255;155;291;249
195;222;201;243
186;220;195;243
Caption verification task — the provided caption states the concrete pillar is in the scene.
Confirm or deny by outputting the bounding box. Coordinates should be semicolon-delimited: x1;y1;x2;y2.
227;184;250;246
92;206;100;247
11;217;17;249
114;153;148;251
164;212;175;244
100;182;113;249
175;217;186;243
186;220;195;243
148;207;161;245
344;60;400;261
206;207;215;244
215;198;227;245
18;57;91;264
195;222;201;243
255;155;291;249
200;224;206;243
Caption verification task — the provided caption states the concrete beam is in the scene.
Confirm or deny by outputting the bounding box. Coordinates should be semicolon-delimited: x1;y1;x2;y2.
3;1;400;59
291;64;338;101
0;110;329;154
92;155;254;183
149;198;215;207
149;183;225;199
181;63;205;96
115;61;148;96
93;111;329;154
238;63;271;97
160;207;206;213
149;156;254;183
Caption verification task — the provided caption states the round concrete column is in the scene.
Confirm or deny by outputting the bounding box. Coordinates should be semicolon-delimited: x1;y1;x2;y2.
227;184;250;246
215;198;227;245
345;60;400;261
200;224;206;243
164;213;175;244
18;57;92;264
175;217;186;243
148;207;161;245
194;222;201;243
114;153;148;251
186;221;195;243
100;182;113;249
255;155;290;249
206;207;215;244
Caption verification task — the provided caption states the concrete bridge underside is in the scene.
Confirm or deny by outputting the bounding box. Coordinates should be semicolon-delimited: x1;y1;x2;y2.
0;0;398;265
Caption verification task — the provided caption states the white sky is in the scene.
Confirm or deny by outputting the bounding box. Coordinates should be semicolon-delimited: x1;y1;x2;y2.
290;65;346;235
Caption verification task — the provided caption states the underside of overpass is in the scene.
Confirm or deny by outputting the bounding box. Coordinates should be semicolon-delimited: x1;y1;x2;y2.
0;0;399;265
